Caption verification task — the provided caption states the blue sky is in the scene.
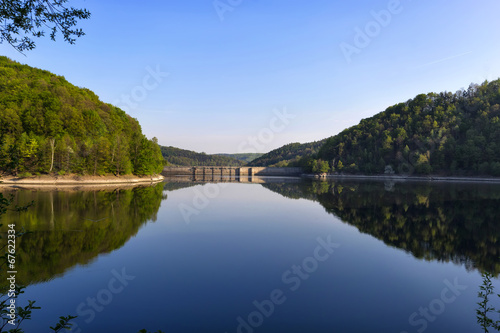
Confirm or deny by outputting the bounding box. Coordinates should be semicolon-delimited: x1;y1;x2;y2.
2;0;500;153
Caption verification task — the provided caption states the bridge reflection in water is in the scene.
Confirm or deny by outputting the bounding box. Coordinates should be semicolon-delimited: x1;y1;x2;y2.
164;174;267;183
162;166;303;183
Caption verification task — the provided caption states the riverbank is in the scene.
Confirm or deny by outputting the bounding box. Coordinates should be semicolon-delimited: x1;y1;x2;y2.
0;174;164;186
302;173;500;183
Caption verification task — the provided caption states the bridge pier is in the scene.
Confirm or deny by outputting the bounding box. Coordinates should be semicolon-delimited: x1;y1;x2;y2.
162;166;303;177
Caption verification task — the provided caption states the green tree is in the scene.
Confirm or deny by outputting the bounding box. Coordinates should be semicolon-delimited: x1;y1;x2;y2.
337;160;344;171
415;153;432;175
91;137;110;175
318;160;329;173
18;133;39;172
133;137;164;175
112;134;130;176
0;135;15;174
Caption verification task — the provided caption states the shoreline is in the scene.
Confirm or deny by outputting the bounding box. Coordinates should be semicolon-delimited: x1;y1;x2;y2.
302;173;500;183
0;174;164;187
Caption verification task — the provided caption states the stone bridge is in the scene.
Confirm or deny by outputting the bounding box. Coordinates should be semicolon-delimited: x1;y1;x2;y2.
162;166;303;177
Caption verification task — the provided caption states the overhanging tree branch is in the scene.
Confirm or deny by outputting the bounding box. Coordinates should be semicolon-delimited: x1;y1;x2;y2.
0;0;90;53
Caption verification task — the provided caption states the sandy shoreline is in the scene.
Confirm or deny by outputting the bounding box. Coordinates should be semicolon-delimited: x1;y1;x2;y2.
0;174;164;187
302;173;500;183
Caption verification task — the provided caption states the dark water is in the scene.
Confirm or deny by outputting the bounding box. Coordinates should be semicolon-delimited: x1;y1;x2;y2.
1;178;499;333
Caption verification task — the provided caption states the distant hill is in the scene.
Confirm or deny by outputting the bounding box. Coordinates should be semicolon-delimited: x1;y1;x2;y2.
249;80;500;177
0;56;164;177
313;80;500;176
161;146;243;166
216;153;263;163
248;140;326;167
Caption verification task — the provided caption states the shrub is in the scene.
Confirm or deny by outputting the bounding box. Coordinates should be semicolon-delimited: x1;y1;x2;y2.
18;172;32;178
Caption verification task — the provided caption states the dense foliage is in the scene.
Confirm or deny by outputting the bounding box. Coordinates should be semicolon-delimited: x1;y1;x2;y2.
248;140;326;167
0;57;164;177
311;80;500;175
216;153;263;163
161;146;243;166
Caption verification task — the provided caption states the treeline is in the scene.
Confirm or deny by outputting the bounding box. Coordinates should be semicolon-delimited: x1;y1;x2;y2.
252;79;500;176
216;153;263;163
248;140;326;167
0;56;164;177
161;146;243;166
304;80;500;175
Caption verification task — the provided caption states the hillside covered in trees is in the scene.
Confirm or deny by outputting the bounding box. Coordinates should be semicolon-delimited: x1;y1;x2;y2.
312;80;500;176
248;140;326;167
254;79;500;176
161;146;243;166
0;57;164;177
216;153;263;163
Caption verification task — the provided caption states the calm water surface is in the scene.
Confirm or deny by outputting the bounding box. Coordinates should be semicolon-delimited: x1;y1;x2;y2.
1;178;499;333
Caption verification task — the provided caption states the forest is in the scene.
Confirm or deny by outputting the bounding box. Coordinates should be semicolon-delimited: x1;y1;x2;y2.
248;140;326;167
0;56;165;177
252;79;500;176
161;146;244;166
216;153;263;163
3;53;500;177
305;80;500;175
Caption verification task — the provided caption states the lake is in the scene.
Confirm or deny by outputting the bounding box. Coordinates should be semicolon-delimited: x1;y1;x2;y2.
1;178;499;333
